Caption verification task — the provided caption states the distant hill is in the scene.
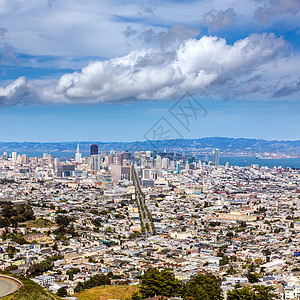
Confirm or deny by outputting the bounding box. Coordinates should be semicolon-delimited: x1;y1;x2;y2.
0;137;299;156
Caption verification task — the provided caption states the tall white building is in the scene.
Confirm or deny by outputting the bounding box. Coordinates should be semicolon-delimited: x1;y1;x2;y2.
12;152;17;163
54;158;60;168
142;167;152;180
162;157;169;169
155;155;162;169
21;154;29;165
93;154;101;171
75;144;82;163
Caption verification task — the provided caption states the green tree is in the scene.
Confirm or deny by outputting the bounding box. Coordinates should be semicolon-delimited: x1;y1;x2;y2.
55;215;69;226
231;255;238;262
131;292;143;300
226;267;237;275
140;268;181;298
105;226;114;234
6;245;17;258
74;282;84;293
262;249;271;256
52;243;58;251
57;287;68;297
249;264;256;273
83;274;110;289
68;271;74;281
182;273;223;300
227;286;255;300
2;205;16;218
183;282;211;300
227;286;278;300
253;285;278;300
220;255;230;266
246;272;260;283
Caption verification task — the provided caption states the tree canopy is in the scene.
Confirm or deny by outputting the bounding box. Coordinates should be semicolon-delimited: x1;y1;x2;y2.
138;269;277;300
139;269;222;300
74;274;111;293
140;268;181;298
182;273;223;300
227;286;278;300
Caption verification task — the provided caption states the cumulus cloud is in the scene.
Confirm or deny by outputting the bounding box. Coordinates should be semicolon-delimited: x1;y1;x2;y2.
254;0;300;22
0;33;291;105
0;77;38;106
55;33;286;102
203;8;237;31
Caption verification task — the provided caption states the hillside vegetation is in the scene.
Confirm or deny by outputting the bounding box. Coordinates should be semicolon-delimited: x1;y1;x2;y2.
74;285;138;300
0;271;61;300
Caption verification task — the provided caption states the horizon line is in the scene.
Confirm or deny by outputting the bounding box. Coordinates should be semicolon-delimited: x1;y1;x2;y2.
0;136;299;143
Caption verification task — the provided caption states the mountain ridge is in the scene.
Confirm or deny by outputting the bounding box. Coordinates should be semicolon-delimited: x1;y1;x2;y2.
0;137;299;155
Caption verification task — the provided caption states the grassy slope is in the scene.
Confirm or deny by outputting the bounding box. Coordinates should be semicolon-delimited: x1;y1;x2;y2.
0;271;61;300
74;285;139;300
24;218;57;228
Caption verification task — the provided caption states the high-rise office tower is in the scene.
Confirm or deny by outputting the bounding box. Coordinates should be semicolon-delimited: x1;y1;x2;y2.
12;152;17;163
90;144;98;156
21;154;29;165
123;151;131;162
17;154;22;164
155;155;162;169
111;164;121;182
142;167;152;180
47;154;52;165
108;152;114;164
214;148;219;167
117;153;123;165
54;158;60;168
93;155;101;171
162;157;169;169
170;160;175;170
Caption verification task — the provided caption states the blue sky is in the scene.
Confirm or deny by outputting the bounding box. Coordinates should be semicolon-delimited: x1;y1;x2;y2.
0;0;299;142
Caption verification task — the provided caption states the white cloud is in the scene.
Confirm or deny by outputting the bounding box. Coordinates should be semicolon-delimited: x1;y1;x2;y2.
0;32;289;105
0;76;35;106
53;33;287;102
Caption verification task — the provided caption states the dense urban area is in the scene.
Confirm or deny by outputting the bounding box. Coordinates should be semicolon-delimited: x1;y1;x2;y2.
0;144;299;299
